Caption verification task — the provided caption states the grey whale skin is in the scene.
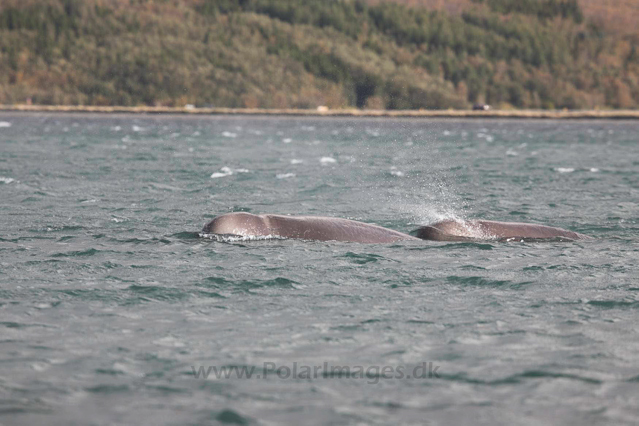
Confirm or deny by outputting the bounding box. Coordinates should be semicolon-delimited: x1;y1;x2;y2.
202;212;416;243
413;219;590;242
202;213;590;243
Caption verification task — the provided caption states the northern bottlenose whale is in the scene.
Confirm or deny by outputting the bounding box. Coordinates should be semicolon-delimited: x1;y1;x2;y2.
412;219;590;241
202;212;418;243
202;213;589;243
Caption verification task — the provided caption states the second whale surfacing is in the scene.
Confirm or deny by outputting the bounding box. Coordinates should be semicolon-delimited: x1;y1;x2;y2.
202;213;590;243
412;219;591;242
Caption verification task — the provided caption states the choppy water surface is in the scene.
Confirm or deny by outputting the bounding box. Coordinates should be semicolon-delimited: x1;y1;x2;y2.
1;113;638;425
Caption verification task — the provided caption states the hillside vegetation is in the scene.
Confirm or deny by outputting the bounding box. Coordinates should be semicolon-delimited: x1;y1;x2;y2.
0;0;637;109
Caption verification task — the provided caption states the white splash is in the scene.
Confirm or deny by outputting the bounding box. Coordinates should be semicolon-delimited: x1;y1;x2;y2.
221;131;237;138
211;167;234;178
132;125;144;132
590;168;600;173
390;167;404;177
276;173;296;179
506;149;518;156
210;167;249;179
320;157;336;164
290;159;304;165
0;177;15;184
199;233;287;242
282;138;292;143
0;121;11;128
556;168;575;174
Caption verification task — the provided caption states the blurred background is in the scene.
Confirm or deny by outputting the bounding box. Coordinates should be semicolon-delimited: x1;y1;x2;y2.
0;0;637;110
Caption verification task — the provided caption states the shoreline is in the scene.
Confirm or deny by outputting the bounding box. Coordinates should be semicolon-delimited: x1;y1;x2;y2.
1;104;638;119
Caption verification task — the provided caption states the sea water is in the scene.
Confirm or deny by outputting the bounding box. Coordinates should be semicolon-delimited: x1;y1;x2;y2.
0;113;638;425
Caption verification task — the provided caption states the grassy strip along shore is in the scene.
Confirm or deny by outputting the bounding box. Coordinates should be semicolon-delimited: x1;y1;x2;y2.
1;104;637;119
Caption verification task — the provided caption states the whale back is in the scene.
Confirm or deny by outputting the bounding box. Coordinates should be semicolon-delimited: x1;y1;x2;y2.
201;212;270;237
202;212;418;243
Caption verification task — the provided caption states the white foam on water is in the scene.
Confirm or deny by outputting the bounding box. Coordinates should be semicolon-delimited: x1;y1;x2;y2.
210;173;229;179
506;149;518;156
132;125;144;132
0;121;11;128
199;233;287;242
276;173;296;179
320;157;336;164
282;138;292;143
556;167;575;173
210;166;249;178
0;177;15;184
290;159;304;165
211;166;234;178
221;131;237;138
390;167;404;177
590;168;600;173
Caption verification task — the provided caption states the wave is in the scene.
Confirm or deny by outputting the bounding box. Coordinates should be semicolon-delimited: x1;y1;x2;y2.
199;233;287;242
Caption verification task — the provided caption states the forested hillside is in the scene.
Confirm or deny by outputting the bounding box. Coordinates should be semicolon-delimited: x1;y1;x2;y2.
0;0;637;109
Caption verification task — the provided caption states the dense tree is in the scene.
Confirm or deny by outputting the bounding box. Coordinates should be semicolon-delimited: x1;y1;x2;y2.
0;0;636;109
